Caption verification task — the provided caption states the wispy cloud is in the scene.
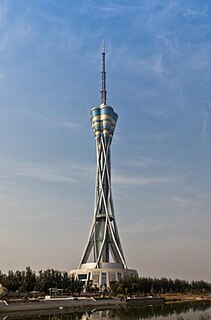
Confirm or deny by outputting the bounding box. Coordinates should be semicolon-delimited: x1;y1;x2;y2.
200;105;211;144
123;156;171;168
154;54;163;75
184;6;208;18
0;2;34;53
113;173;185;187
158;33;180;57
79;2;141;16
122;209;197;238
113;50;166;77
14;163;77;184
168;196;192;208
0;158;185;189
0;161;95;185
201;114;208;144
56;121;82;130
0;106;82;131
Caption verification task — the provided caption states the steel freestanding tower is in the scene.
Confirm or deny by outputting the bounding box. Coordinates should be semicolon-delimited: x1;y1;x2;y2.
70;46;138;287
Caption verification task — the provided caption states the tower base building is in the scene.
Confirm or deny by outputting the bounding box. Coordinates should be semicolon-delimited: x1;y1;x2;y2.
70;263;138;288
70;47;138;288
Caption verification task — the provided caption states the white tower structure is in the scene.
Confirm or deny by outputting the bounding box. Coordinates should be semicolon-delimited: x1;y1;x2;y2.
70;46;138;288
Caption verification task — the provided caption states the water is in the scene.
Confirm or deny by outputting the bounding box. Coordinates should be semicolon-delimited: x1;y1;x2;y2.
1;301;211;320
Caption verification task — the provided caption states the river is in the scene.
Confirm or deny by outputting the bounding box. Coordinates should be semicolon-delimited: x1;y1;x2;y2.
1;301;211;320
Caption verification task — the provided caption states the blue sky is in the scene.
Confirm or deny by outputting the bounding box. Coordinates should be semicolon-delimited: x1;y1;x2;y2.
0;0;211;281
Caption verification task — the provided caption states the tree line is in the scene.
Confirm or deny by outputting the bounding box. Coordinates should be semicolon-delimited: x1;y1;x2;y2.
0;266;83;295
110;277;211;295
0;267;210;296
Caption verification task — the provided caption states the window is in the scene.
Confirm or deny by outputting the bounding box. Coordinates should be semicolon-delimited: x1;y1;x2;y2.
102;272;107;286
92;272;99;285
78;274;87;280
109;272;116;282
117;273;122;281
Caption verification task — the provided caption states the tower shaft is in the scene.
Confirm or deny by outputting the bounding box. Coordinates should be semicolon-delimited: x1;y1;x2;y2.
79;128;127;268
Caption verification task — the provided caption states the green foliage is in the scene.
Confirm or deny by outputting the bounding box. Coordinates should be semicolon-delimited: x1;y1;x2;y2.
110;276;211;296
199;314;211;320
1;268;210;296
0;267;84;295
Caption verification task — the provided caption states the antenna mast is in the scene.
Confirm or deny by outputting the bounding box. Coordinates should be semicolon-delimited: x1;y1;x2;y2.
101;41;107;105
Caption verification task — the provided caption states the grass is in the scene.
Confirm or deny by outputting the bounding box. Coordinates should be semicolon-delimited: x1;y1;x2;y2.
177;314;211;320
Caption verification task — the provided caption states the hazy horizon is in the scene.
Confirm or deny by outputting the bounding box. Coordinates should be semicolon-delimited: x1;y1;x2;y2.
0;0;211;282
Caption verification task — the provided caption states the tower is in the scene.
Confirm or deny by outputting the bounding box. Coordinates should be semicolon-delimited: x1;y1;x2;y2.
70;46;138;288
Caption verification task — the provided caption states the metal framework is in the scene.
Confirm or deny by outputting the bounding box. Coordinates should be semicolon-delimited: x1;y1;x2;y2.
78;46;127;270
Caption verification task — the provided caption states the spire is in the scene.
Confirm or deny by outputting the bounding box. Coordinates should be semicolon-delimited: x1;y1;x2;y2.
100;40;107;105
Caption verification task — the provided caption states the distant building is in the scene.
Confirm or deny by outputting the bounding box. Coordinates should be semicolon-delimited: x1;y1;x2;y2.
70;46;138;288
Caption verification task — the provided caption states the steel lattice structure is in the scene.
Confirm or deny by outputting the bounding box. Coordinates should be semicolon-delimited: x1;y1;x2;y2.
78;47;127;270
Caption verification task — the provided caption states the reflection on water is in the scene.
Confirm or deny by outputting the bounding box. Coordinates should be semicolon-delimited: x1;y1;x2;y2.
1;301;211;320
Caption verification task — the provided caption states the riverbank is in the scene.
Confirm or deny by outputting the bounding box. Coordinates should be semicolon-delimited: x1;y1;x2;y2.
1;293;211;315
162;293;211;303
0;297;123;313
0;298;121;320
1;300;211;320
0;296;165;314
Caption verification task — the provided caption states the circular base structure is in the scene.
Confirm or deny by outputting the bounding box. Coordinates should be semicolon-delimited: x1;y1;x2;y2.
70;263;138;288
